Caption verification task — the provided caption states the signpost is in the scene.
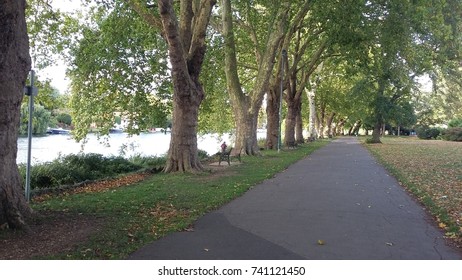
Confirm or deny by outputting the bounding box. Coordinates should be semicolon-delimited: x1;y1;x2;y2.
24;70;38;202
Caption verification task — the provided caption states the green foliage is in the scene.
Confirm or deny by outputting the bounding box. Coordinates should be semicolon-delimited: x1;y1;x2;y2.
19;103;51;136
128;155;166;170
197;149;210;160
69;2;170;140
20;153;143;190
448;118;462;128
364;138;378;144
56;113;72;126
199;35;234;134
441;127;462;141
416;126;441;140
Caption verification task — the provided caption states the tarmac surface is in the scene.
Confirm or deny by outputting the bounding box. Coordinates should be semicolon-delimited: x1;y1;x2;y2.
129;137;462;260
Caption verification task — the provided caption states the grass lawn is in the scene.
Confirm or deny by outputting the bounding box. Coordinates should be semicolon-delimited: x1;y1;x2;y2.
21;140;330;259
364;136;462;247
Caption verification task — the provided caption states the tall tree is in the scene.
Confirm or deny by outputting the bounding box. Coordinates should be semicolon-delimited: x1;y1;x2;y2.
70;0;216;172
222;0;290;155
157;0;217;172
0;0;33;229
360;0;462;143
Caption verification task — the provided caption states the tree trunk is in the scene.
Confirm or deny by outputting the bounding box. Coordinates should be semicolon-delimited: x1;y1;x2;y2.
336;118;346;135
0;0;32;230
284;93;297;147
370;78;386;143
318;105;325;139
158;0;216;172
371;121;382;143
295;101;304;144
235;109;260;155
266;87;279;150
352;120;362;136
326;112;335;138
222;0;289;155
348;126;354;136
306;88;317;140
164;98;203;172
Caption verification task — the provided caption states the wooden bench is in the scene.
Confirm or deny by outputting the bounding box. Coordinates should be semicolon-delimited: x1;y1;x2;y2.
218;148;241;166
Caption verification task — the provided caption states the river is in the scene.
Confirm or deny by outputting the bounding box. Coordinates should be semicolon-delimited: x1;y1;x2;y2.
17;131;266;165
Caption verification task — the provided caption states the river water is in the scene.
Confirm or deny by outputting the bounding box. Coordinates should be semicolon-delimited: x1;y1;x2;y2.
17;131;266;165
17;132;235;165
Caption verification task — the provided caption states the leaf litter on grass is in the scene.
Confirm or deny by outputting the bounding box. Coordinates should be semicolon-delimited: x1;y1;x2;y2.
366;138;462;247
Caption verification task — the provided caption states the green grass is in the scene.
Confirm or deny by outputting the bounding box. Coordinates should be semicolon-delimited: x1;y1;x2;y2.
32;140;330;259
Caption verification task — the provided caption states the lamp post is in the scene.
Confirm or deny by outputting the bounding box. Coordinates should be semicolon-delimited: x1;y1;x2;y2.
24;70;38;202
278;49;287;152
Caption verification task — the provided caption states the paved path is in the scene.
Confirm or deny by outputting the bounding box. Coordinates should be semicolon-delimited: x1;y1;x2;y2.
129;137;462;260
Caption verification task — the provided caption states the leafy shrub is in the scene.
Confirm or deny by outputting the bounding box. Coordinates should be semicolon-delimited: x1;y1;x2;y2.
129;154;167;169
198;149;209;160
56;113;72;126
365;138;378;144
448;118;462;128
21;153;144;190
441;127;462;142
416;126;441;140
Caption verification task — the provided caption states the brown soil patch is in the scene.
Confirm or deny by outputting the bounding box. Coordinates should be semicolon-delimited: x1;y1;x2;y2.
0;172;151;260
0;211;105;259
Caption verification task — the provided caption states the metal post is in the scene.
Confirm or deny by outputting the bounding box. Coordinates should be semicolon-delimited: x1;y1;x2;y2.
278;49;287;152
25;70;36;202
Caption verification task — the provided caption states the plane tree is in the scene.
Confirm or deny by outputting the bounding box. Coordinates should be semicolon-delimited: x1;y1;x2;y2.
360;0;461;143
69;0;217;172
0;0;33;230
222;0;317;155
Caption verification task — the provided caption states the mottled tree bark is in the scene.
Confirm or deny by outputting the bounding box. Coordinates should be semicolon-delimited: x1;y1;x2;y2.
326;112;335;138
0;0;32;229
222;0;289;155
157;0;216;172
266;86;280;150
295;100;304;144
306;88;317;140
284;92;297;147
336;118;346;135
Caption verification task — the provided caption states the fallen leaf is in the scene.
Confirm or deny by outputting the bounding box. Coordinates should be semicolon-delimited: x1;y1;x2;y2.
317;240;325;245
204;248;209;252
385;242;393;246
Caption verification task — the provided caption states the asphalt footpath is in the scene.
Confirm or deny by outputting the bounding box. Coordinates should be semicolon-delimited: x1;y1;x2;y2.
129;137;462;260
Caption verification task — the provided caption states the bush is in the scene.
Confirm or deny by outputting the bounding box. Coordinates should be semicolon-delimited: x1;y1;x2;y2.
198;149;209;160
129;154;167;169
56;113;72;126
441;127;462;142
21;153;143;190
416;126;441;140
448;118;462;128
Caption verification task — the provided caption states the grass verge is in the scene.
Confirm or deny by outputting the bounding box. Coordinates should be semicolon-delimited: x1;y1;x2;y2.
364;136;462;247
31;140;330;259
